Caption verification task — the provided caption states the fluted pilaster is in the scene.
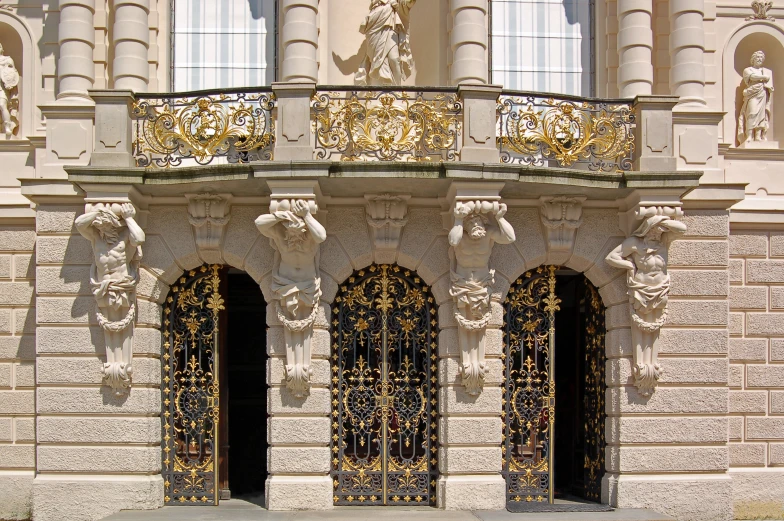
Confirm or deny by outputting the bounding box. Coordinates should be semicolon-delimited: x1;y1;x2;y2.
280;0;319;83
617;0;654;98
669;0;706;106
112;0;150;92
57;0;96;99
449;0;489;85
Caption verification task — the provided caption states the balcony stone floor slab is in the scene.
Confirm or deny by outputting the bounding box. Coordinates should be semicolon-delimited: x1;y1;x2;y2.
102;499;675;521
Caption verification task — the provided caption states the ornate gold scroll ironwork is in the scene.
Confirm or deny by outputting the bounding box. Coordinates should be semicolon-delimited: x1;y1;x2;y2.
503;265;560;504
313;89;462;162
583;280;606;501
498;93;634;171
331;264;438;505
162;265;224;505
133;91;275;167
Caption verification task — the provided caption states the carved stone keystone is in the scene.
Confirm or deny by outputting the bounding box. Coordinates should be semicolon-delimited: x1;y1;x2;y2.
540;195;585;265
366;193;409;263
186;193;232;264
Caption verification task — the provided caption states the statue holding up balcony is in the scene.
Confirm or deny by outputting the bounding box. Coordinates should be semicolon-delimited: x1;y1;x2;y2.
355;0;417;86
738;50;775;146
0;44;19;137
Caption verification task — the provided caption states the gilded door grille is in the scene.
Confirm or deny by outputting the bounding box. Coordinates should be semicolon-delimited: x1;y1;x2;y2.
162;265;225;505
331;264;438;506
583;280;606;501
503;266;560;504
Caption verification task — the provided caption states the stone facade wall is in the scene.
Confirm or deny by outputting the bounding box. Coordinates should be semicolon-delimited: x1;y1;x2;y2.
727;226;784;520
0;222;36;521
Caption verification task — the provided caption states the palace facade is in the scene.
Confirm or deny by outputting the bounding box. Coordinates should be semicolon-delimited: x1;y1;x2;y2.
0;1;783;520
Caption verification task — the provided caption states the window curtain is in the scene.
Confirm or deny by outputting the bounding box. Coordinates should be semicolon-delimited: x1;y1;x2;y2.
491;0;593;96
172;0;276;91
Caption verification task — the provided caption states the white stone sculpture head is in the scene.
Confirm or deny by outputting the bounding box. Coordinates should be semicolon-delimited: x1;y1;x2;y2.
93;209;122;243
465;213;487;240
633;215;669;241
281;214;308;249
751;50;766;67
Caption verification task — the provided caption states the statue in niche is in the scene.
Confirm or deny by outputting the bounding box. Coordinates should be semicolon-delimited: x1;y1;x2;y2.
738;50;774;145
355;0;417;86
606;211;686;396
75;203;145;395
256;199;327;398
0;43;19;137
449;201;516;395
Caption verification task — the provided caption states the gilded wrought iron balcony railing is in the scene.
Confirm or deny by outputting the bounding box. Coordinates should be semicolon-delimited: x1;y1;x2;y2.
131;88;276;168
127;85;638;170
498;91;635;172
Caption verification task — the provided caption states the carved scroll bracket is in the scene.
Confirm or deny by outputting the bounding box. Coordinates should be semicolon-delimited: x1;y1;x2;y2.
540;195;586;265
446;182;516;395
74;200;146;395
607;202;687;396
258;181;326;398
186;193;232;264
365;193;409;264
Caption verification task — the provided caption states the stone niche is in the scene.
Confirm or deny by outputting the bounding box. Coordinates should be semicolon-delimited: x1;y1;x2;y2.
324;0;449;85
0;21;22;138
731;31;784;147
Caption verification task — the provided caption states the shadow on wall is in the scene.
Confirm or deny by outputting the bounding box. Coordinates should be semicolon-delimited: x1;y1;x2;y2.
732;32;783;146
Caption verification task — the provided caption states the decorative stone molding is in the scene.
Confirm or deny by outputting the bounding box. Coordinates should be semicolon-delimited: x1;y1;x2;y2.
746;0;775;20
447;184;516;395
255;188;326;398
75;202;146;395
186;193;232;257
365;193;409;254
606;206;686;396
540;195;585;264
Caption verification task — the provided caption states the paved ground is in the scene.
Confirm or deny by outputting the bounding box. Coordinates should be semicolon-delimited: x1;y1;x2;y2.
103;499;675;521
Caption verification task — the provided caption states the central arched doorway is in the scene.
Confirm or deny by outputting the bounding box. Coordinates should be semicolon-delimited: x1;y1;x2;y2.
161;265;268;505
502;266;607;508
330;264;439;506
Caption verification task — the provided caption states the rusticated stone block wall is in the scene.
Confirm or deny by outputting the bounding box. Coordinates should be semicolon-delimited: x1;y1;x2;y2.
727;227;784;520
0;223;36;521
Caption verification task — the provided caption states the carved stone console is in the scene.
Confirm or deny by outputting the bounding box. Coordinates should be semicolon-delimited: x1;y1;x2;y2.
256;183;326;397
74;201;146;394
540;195;585;265
608;202;686;396
186;193;232;264
365;193;409;264
447;183;516;395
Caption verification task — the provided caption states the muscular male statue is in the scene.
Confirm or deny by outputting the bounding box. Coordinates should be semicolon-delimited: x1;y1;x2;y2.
606;214;686;395
256;199;327;397
449;201;516;395
75;203;145;393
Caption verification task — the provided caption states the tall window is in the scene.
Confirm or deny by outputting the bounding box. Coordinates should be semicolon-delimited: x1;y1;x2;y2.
491;0;594;96
171;0;276;91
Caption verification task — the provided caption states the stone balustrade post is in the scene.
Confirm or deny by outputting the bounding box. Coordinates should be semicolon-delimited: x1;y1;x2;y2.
112;0;150;92
458;84;500;163
57;0;96;100
89;90;135;167
617;0;654;98
449;0;489;85
280;0;319;83
669;0;706;107
272;82;316;161
632;95;678;171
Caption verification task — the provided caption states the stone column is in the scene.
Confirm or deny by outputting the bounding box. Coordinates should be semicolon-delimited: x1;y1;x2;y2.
449;0;489;85
617;0;654;98
669;0;706;107
111;0;150;92
280;0;319;83
57;0;96;100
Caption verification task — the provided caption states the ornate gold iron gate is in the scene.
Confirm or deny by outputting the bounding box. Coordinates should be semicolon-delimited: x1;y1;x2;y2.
331;265;438;506
162;265;224;505
503;266;560;504
583;281;606;501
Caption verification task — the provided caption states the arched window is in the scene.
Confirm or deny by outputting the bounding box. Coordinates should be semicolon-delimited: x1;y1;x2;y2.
490;0;594;96
171;0;277;91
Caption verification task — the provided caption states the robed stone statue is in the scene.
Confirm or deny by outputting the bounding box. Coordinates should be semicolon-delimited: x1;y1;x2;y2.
355;0;417;86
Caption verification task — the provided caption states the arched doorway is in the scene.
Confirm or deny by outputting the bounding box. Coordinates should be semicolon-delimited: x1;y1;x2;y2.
502;266;607;508
330;264;439;506
161;265;268;505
